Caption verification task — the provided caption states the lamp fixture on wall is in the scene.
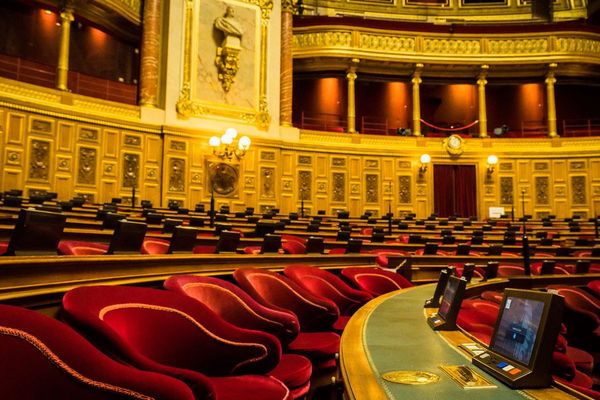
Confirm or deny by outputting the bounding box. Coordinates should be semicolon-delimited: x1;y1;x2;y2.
486;155;498;177
419;154;431;176
209;128;251;161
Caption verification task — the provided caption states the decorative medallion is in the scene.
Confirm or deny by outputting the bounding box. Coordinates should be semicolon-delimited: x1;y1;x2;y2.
332;172;345;202
208;162;239;196
6;151;21;165
244;176;255;188
58;157;70;171
351;183;360;195
443;134;464;156
77;147;97;185
317;182;327;193
169;158;186;192
382;371;440;385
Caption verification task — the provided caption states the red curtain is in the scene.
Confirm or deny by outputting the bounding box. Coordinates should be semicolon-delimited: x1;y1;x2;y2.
433;165;477;218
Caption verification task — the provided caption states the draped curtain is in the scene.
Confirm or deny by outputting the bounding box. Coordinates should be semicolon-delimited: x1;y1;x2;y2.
433;164;477;218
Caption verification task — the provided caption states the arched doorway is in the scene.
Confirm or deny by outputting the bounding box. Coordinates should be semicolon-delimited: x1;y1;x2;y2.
433;164;477;218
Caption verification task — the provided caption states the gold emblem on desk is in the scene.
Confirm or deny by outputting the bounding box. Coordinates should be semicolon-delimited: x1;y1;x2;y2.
382;370;440;385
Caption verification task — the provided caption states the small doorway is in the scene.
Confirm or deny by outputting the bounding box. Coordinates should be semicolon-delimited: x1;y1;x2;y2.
433;164;477;218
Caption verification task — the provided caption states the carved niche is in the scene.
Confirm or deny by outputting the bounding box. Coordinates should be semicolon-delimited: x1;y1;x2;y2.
77;147;97;185
535;176;549;205
29;139;50;180
332;172;345;202
261;167;275;198
366;174;378;203
299;171;312;199
123;153;140;188
169;158;186;192
500;177;514;205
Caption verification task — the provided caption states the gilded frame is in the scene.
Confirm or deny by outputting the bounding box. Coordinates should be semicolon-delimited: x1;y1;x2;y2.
176;0;273;130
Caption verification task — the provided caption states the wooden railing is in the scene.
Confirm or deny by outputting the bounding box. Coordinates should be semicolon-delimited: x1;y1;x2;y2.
296;112;347;133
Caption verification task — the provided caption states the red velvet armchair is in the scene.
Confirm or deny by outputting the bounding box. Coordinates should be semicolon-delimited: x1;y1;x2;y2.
340;266;413;297
62;285;291;400
0;304;195;400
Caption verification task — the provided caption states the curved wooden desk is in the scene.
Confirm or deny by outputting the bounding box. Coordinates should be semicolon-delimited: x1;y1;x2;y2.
340;284;578;400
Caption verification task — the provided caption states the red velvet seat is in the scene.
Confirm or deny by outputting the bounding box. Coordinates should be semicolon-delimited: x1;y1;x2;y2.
0;304;195;400
496;264;525;277
588;280;600;299
480;290;504;304
141;237;169;254
340;266;413;297
62;285;291;400
59;220;147;255
164;275;312;399
282;240;306;254
283;264;372;316
192;245;218;254
58;240;109;255
370;249;408;269
0;241;8;255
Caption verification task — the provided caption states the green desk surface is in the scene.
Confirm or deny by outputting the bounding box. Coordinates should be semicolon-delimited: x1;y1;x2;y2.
341;284;576;400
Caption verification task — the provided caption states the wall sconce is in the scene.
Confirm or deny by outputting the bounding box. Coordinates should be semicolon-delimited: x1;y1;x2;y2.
419;154;431;176
487;155;498;177
209;128;251;161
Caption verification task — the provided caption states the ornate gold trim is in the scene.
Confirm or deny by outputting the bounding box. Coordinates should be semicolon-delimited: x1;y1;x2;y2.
176;0;272;130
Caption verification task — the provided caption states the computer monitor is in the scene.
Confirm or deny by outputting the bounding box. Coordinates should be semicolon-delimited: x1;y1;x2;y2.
472;289;564;388
461;263;476;283
215;231;241;253
575;260;590;274
470;236;484;245
336;230;350;242
168;226;198;254
305;236;325;254
424;268;452;308
346;238;363;253
487;244;503;256
427;275;467;330
456;243;471;256
484;261;499;280
260;234;281;254
539;260;556;275
371;232;385;243
423;242;439;255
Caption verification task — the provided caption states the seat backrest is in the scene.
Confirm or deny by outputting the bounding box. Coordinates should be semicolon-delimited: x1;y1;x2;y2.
107;220;147;255
233;268;339;332
0;304;196;400
215;230;241;253
164;275;299;345
496;264;525;277
62;285;281;378
260;234;282;254
340;267;413;297
346;238;363;253
6;208;66;256
163;218;183;234
305;236;325;254
168;226;199;254
101;212;125;230
284;265;372;315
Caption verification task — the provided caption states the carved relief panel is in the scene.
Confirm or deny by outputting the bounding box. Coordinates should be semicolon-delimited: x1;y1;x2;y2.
169;158;186;192
123;153;140;188
500;177;514;205
398;175;411;204
332;172;345;202
299;170;311;200
571;176;586;205
261;167;275;199
28;139;50;181
535;176;549;205
366;174;378;203
77;147;97;185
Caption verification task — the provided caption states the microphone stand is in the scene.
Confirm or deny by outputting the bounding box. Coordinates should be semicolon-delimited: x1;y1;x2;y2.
300;189;305;218
520;189;530;275
209;186;215;228
387;181;392;235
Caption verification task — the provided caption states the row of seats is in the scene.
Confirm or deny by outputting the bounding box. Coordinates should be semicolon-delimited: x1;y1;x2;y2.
0;264;411;399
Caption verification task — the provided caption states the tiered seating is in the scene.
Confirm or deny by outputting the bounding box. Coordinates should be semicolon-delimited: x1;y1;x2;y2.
340;266;413;296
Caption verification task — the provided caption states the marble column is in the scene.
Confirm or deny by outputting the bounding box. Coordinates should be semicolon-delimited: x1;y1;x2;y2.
56;7;74;91
411;63;424;136
545;63;558;137
139;0;162;107
477;65;489;138
279;0;295;127
346;59;359;134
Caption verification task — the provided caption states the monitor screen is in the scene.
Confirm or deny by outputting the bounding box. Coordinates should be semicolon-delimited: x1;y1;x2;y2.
491;296;545;366
438;276;461;319
433;269;450;300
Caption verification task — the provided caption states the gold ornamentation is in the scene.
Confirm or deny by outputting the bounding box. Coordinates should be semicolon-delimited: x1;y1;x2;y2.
147;168;157;179
443;134;464;156
499;163;512;171
7;151;20;165
298;155;312;165
294;31;353;48
215;45;241;92
500;177;513;204
366;174;378;203
399;175;411;204
79;128;99;142
488;39;547;54
535;176;549;205
123;153;139;188
299;170;312;199
260;151;275;161
78;147;97;185
29;139;50;180
382;370;439;385
72;99;139;119
398;161;411;169
171;141;186;151
281;0;297;12
317;182;327;193
351;183;360;194
332;172;345;202
261;167;275;198
31;119;53;134
245;176;255;187
570;161;585;170
423;38;480;54
57;157;70;171
124;135;141;146
169;158;186;192
208;162;239;197
282;179;292;190
571;176;586;205
533;162;549;171
365;159;379;168
102;0;142;25
0;81;62;103
360;34;415;52
332;158;346;167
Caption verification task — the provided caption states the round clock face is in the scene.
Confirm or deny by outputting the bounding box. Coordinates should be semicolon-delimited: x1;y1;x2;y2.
444;134;464;156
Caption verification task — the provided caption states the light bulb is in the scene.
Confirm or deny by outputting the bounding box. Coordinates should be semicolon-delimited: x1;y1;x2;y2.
209;136;220;147
420;154;431;164
487;155;498;165
221;134;233;145
225;128;238;139
238;136;251;150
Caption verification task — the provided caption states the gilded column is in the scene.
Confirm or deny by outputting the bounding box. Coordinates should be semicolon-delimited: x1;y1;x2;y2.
545;63;558;137
56;7;74;91
279;0;295;127
346;59;359;134
411;63;423;136
477;65;489;138
139;0;162;107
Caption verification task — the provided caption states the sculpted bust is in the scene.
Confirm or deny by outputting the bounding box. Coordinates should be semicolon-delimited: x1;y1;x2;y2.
214;7;243;40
